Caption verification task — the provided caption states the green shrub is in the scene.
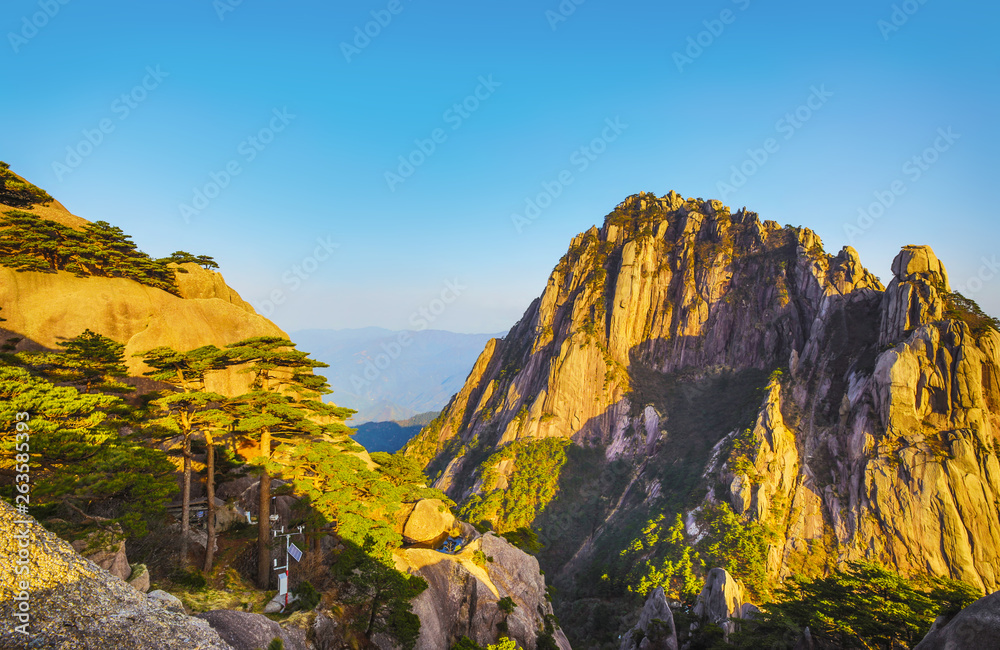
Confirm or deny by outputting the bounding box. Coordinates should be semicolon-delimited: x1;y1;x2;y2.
292;580;321;611
171;568;208;591
944;291;1000;336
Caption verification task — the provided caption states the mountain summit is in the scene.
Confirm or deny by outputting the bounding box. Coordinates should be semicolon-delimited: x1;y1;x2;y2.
405;191;1000;641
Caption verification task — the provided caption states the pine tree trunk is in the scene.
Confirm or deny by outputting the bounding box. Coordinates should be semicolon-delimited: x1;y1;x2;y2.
203;434;216;574
180;434;191;568
366;592;381;638
257;429;271;589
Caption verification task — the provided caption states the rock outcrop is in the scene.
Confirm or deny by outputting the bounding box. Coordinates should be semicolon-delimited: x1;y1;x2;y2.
0;193;285;398
404;193;1000;635
913;590;1000;649
693;568;749;638
402;498;459;544
395;532;570;650
619;587;678;650
71;533;131;581
197;610;310;650
0;501;232;649
0;264;285;395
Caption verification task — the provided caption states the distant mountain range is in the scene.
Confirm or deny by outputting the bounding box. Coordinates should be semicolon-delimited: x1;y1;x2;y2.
353;412;439;454
291;327;500;423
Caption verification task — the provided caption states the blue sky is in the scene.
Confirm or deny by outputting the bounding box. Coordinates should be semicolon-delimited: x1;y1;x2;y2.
2;0;998;333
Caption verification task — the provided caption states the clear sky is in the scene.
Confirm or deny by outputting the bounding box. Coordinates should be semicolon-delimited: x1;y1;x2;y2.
3;0;998;334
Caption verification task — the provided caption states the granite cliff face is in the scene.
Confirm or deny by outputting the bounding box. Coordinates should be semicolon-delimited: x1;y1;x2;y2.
406;192;1000;602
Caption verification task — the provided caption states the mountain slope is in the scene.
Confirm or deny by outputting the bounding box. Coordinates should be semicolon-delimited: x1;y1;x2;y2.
404;192;1000;639
0;193;285;396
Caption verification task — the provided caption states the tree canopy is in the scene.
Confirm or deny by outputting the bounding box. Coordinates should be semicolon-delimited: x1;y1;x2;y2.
0;210;179;293
0;161;54;207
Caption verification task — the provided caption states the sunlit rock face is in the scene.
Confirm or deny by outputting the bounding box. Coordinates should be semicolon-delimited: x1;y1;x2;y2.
406;192;1000;596
0;501;233;649
395;532;570;650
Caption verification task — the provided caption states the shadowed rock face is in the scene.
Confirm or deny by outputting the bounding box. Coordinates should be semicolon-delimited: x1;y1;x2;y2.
197;610;310;650
405;193;1000;602
913;591;1000;650
620;587;678;650
693;568;746;637
0;501;232;649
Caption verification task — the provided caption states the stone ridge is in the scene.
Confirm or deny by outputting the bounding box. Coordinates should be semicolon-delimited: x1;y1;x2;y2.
407;191;1000;598
0;501;233;649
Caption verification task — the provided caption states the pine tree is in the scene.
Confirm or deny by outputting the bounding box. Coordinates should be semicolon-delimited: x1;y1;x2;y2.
0;162;54;207
140;345;229;568
0;365;175;537
158;251;220;270
31;329;132;394
333;538;427;649
224;336;348;588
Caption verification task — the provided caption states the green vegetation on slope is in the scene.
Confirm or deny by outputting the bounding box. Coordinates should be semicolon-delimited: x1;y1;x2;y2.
1;326;439;648
0;161;53;207
460;438;570;534
0;209;180;294
1;333;177;538
727;562;981;650
944;291;1000;336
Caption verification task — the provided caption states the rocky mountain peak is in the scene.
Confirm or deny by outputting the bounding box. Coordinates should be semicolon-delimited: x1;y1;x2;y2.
880;245;952;345
892;245;951;290
406;192;1000;639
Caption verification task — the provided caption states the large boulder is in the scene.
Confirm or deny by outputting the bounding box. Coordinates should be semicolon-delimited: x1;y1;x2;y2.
196;610;309;650
693;568;746;637
620;587;678;650
128;564;151;593
0;501;232;649
913;591;1000;649
402;499;457;544
397;532;570;650
71;532;130;580
148;589;186;614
